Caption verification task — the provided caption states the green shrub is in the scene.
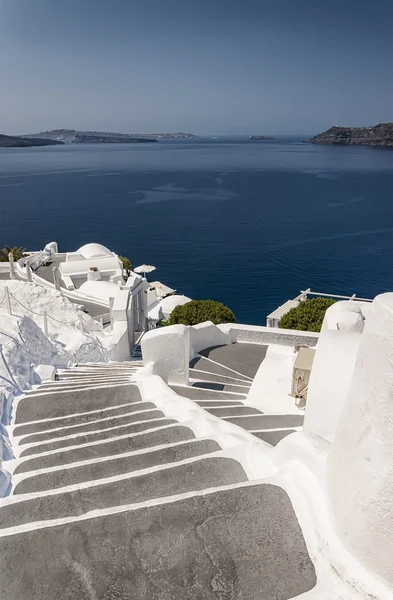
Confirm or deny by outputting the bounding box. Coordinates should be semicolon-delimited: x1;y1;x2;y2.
169;299;236;326
279;297;336;332
119;255;132;276
0;245;27;262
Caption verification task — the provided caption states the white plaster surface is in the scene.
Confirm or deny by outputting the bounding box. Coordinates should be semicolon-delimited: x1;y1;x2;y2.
189;321;233;357
304;329;361;443
142;325;190;384
246;344;302;415
219;323;319;347
327;293;393;588
34;365;56;383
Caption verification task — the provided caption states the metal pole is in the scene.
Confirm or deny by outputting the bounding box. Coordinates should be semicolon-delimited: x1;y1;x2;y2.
43;311;48;337
4;287;11;315
100;317;104;332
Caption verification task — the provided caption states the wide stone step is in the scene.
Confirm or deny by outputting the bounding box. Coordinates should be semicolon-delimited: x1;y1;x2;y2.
14;439;222;495
223;414;304;431
0;457;247;530
190;356;252;381
198;343;268;379
171;385;246;401
17;410;165;446
14;425;196;474
196;400;244;407
191;382;251;394
38;378;132;390
204;406;263;417
58;371;136;379
252;429;296;446
15;384;142;423
189;369;252;386
20;419;177;457
0;484;316;600
13;402;156;436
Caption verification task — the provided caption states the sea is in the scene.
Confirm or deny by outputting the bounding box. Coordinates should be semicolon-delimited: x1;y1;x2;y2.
0;137;392;325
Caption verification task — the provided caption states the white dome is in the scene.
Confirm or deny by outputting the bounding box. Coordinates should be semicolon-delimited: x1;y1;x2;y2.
160;295;192;318
79;280;120;303
77;243;113;260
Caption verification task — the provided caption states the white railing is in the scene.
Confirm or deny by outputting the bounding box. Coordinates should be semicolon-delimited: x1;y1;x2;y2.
0;286;107;362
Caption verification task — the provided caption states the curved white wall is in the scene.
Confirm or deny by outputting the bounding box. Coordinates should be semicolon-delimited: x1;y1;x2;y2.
327;293;393;586
304;301;367;443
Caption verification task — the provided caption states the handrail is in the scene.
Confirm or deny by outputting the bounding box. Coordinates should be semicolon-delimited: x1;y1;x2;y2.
299;290;373;302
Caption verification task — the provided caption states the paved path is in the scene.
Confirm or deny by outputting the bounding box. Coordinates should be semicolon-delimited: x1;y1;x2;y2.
173;343;304;447
0;361;315;598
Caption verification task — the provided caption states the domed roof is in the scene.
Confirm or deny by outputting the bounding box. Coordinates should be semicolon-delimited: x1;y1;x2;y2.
79;280;120;302
160;295;192;318
77;243;113;260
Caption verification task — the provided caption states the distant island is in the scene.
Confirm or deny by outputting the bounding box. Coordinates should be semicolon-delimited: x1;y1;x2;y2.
0;134;64;148
306;123;393;147
249;135;274;140
22;129;198;144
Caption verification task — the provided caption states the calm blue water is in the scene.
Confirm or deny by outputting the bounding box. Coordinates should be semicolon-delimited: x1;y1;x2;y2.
0;138;392;324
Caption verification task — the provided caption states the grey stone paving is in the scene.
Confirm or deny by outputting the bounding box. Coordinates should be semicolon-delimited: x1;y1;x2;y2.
171;385;246;401
0;458;247;529
14;440;222;495
189;369;252;386
190;356;252;380
15;384;141;423
13;402;156;436
205;406;263;417
224;414;304;430
0;484;316;600
15;425;196;474
252;429;296;446
18;410;165;445
191;382;251;394
199;343;268;379
20;419;177;457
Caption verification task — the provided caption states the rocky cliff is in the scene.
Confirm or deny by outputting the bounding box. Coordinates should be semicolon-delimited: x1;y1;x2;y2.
0;134;64;148
306;123;393;147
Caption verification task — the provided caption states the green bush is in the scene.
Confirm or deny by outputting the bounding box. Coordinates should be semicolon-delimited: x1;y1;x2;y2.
169;299;236;326
119;255;132;276
0;245;27;262
279;297;336;332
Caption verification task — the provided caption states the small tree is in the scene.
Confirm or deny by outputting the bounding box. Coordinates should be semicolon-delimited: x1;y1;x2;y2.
119;255;132;277
169;299;236;326
279;297;335;333
0;245;27;262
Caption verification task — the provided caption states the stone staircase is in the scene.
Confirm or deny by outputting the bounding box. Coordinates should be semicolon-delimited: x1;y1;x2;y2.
0;361;316;599
172;343;304;446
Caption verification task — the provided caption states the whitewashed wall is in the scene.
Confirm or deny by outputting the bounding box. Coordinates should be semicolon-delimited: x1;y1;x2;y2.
327;293;393;587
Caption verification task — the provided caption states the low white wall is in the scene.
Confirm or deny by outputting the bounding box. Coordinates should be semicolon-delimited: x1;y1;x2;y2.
0;264;10;275
219;323;319;347
327;293;393;587
189;321;233;357
304;300;369;444
101;321;130;361
141;325;189;385
304;330;361;443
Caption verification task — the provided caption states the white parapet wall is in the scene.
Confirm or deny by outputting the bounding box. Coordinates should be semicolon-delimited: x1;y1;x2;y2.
189;321;234;357
141;325;190;385
219;323;319;347
304;301;367;443
326;293;393;588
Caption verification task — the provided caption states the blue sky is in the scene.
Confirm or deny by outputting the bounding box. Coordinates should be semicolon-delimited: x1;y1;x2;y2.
0;0;392;135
